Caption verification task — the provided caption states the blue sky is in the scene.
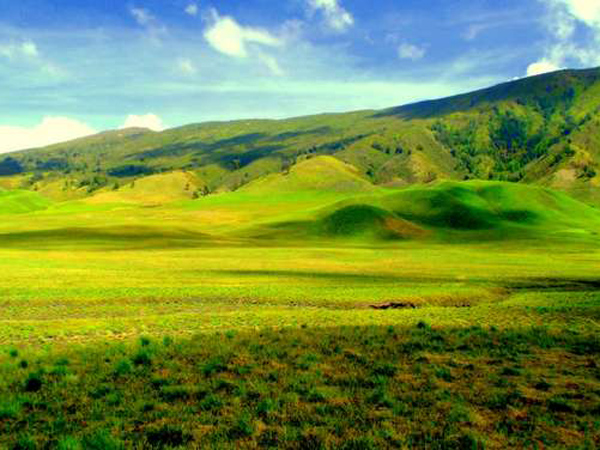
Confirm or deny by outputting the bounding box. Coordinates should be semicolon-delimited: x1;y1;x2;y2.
1;0;599;152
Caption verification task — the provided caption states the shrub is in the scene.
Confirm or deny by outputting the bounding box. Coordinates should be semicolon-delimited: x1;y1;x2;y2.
417;321;430;330
339;436;378;450
12;434;36;450
435;367;454;382
367;387;394;408
81;429;124;450
256;398;277;418
227;413;255;440
24;372;43;392
548;396;575;413
113;359;133;377
132;350;152;367
159;385;201;401
534;380;552;391
0;399;20;419
372;363;397;378
145;424;192;448
202;357;228;376
200;394;223;411
500;367;522;377
57;436;82;450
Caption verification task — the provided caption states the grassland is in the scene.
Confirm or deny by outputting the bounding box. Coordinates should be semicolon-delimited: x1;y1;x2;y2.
0;176;599;448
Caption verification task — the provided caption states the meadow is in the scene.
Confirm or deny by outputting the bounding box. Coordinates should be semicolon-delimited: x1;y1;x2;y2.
0;177;599;448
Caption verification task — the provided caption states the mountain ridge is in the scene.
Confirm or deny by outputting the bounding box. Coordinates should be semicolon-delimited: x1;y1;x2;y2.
1;67;599;205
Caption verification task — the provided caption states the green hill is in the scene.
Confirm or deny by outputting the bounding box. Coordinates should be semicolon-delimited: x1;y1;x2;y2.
0;189;51;215
1;67;599;206
378;181;600;236
241;155;378;194
247;181;600;243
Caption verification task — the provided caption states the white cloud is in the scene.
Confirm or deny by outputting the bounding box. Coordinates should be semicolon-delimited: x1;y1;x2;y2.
204;10;282;58
130;7;153;26
0;117;97;154
121;114;165;132
398;43;426;61
20;41;38;58
527;0;600;76
554;0;600;27
257;52;285;76
178;58;197;75
0;40;39;60
129;7;167;41
307;0;354;32
185;3;199;17
526;60;561;76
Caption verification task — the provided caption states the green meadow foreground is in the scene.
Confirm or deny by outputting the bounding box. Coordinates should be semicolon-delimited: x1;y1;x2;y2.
0;175;599;448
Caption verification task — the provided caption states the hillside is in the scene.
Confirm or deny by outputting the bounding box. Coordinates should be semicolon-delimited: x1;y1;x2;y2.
243;181;600;243
0;188;51;215
1;67;599;205
241;156;379;194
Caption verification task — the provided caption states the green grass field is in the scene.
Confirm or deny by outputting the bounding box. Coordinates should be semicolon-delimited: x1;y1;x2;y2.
0;178;599;448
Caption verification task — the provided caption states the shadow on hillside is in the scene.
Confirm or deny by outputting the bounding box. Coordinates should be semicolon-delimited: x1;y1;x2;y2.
0;226;223;250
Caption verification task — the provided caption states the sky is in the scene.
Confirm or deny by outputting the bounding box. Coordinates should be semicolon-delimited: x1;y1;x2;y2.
0;0;599;153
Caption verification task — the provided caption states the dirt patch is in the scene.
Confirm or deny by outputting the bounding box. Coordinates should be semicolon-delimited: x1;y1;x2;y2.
370;302;419;310
370;302;473;310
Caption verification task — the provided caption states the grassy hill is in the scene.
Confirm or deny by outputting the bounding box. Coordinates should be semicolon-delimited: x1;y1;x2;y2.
1;67;599;206
241;156;379;194
241;181;600;243
0;188;51;215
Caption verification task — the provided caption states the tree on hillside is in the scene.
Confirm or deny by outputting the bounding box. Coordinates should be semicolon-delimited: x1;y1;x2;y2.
0;157;24;176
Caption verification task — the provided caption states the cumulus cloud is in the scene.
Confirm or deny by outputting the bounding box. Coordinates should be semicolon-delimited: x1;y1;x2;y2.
526;60;561;76
526;0;600;76
555;0;600;27
0;117;97;154
121;114;165;132
185;3;199;17
307;0;354;32
203;9;284;75
204;10;282;58
398;43;426;61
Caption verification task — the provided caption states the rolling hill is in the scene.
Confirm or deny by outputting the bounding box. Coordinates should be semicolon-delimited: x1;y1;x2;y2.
242;181;600;243
0;188;52;215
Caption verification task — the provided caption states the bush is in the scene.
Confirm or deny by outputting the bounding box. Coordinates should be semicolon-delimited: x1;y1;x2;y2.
227;413;255;440
113;359;133;377
57;437;82;450
108;165;154;178
339;436;378;450
145;425;192;448
81;429;124;450
372;363;397;377
12;434;37;450
132;350;152;367
0;399;20;419
24;373;43;392
200;394;223;411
